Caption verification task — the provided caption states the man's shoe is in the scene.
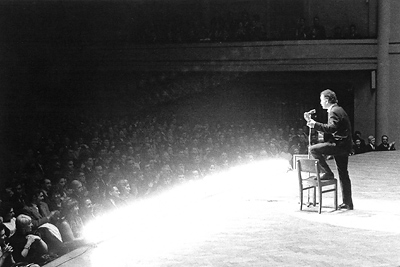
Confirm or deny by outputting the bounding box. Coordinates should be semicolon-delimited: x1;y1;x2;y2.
319;173;335;180
338;203;354;210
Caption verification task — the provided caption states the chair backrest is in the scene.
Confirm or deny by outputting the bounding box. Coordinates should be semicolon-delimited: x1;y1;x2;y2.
292;154;309;170
297;159;320;174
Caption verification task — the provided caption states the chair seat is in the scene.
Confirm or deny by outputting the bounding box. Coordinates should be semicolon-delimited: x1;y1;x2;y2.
303;177;337;185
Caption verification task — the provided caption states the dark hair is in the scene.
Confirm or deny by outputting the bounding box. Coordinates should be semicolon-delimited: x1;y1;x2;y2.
0;202;13;218
62;197;79;213
0;222;10;238
320;89;338;104
26;187;43;203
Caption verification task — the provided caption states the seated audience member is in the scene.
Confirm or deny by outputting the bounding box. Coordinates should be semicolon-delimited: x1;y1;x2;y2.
54;176;68;197
48;186;67;212
60;198;84;240
9;215;48;266
377;135;396;151
20;189;67;255
102;185;123;211
365;135;376;152
87;180;105;208
116;179;133;204
74;171;87;189
21;189;60;230
352;138;365;155
0;204;16;238
10;182;27;215
353;131;366;147
40;179;53;206
79;197;97;224
1;185;14;206
309;16;326;39
69;180;87;203
0;223;16;267
295;17;308;40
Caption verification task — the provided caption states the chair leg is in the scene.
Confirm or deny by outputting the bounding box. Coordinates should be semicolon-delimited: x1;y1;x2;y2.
334;184;338;210
318;187;323;214
300;190;303;210
313;187;316;206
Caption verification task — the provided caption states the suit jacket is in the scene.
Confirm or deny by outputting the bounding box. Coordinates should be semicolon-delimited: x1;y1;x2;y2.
314;104;353;152
377;143;396;151
365;143;376;152
21;202;51;229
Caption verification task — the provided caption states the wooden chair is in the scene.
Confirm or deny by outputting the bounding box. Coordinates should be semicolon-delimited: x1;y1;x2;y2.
297;158;338;213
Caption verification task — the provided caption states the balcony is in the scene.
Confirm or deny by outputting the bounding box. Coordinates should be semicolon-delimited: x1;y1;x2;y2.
101;39;378;72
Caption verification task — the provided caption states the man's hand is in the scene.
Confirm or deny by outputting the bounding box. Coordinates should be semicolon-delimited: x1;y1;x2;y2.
307;119;316;128
48;210;60;220
304;112;312;122
2;243;13;256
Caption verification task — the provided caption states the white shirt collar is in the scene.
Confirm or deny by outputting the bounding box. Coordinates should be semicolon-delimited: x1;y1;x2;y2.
327;103;337;113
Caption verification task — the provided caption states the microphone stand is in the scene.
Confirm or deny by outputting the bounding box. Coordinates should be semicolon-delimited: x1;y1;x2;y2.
308;126;312;159
305;111;314;206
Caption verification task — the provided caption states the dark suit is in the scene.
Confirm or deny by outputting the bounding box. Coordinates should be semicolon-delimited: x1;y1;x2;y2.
21;202;52;229
377;143;396;151
365;143;376;152
309;104;353;207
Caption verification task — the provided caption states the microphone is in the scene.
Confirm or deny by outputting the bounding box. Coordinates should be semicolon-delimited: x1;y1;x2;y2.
306;109;316;114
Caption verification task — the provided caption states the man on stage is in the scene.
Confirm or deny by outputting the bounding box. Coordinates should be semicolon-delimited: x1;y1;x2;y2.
304;89;354;210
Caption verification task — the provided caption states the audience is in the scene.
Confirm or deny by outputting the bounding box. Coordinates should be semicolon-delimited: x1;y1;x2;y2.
295;17;309;40
0;75;393;266
138;10;364;44
9;215;48;266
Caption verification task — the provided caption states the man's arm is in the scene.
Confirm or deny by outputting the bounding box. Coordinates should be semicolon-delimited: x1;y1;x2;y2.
314;110;340;134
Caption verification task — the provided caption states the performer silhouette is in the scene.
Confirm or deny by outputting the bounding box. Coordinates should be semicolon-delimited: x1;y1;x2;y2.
304;89;354;210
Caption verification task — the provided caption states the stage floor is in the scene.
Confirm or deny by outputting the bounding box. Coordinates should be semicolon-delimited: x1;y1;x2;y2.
45;151;400;267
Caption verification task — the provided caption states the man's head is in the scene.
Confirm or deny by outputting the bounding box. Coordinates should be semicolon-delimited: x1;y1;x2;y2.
117;179;131;195
107;185;120;199
80;197;94;214
62;198;79;215
368;135;375;144
43;178;52;191
70;180;85;196
75;171;86;184
0;223;8;246
94;165;103;177
66;160;74;170
85;157;94;168
381;135;389;144
0;202;15;222
28;188;45;205
320;89;337;109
